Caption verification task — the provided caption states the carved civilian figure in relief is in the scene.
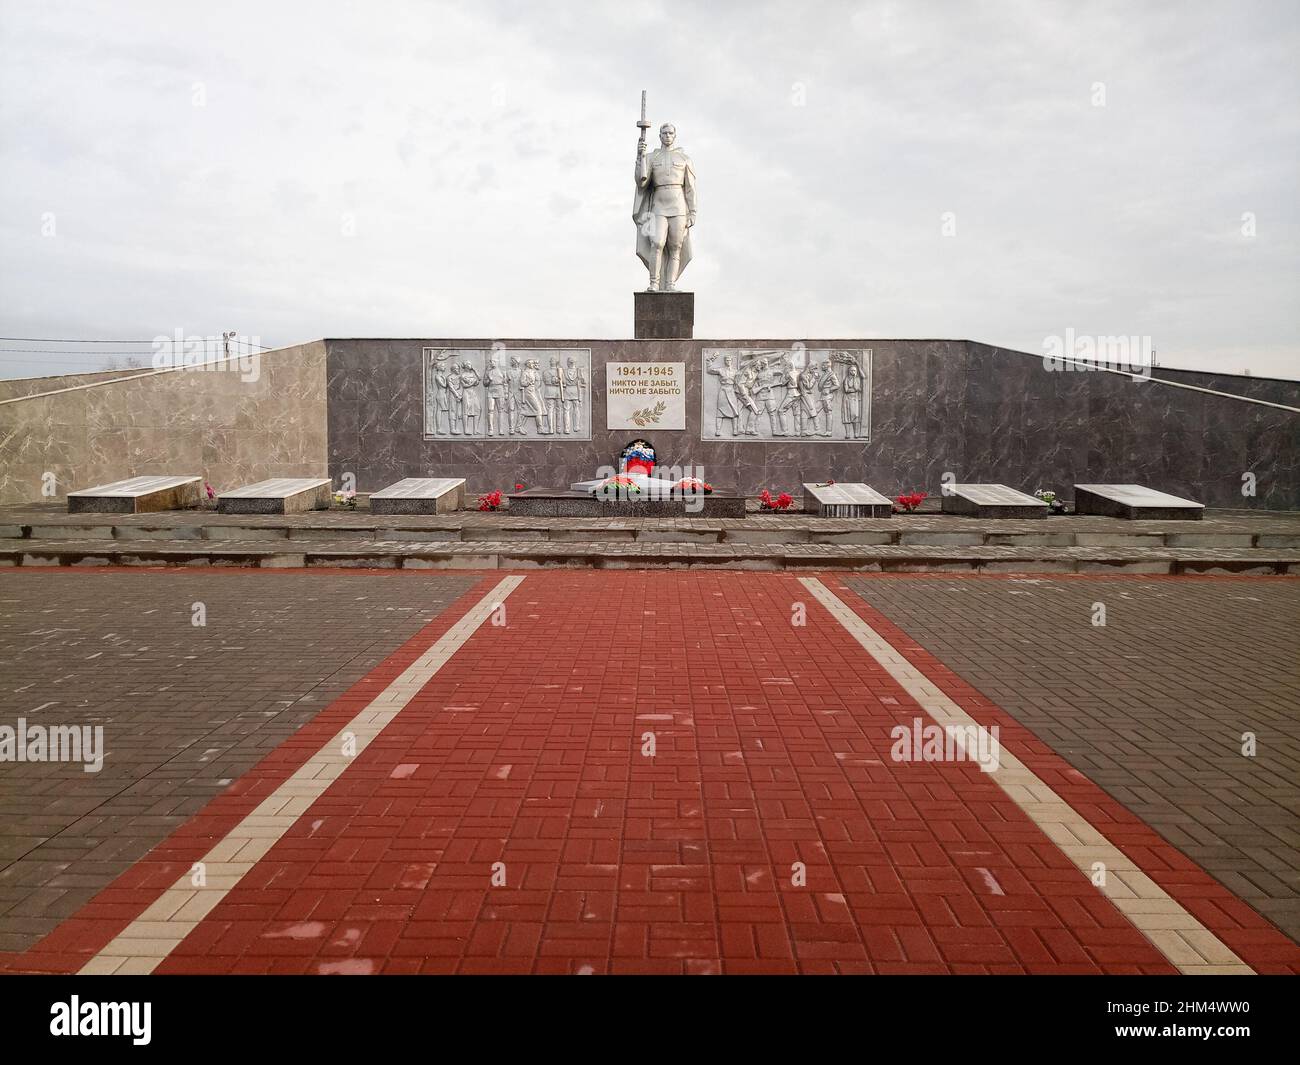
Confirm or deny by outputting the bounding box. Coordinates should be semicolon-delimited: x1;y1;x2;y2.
839;353;865;438
705;352;741;437
507;355;524;434
432;356;452;435
519;359;544;433
634;123;697;292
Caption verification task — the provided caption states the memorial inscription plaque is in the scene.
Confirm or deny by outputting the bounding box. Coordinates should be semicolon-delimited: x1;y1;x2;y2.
700;348;871;441
605;362;686;430
423;347;591;440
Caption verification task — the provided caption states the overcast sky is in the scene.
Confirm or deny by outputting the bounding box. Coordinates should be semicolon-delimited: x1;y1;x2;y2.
1;0;1297;381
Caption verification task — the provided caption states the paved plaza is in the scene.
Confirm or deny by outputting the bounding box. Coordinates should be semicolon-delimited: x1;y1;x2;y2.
0;567;1295;974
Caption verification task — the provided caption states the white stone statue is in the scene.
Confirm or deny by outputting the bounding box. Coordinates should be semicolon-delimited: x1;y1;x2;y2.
634;95;696;292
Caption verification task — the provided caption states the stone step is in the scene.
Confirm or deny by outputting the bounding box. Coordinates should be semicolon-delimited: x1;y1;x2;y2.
4;537;1296;575
3;522;1297;551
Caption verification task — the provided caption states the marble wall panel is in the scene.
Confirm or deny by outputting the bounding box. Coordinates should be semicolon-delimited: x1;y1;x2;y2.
328;339;1296;508
0;342;328;505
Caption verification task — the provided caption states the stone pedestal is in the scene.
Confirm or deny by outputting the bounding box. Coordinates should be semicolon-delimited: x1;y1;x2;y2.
634;291;694;339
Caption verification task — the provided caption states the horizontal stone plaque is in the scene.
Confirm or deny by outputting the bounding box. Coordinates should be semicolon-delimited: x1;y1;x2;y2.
803;482;892;517
606;362;686;430
67;475;202;514
941;483;1047;519
218;477;333;515
423;347;591;440
1074;483;1204;520
701;348;870;441
369;477;466;515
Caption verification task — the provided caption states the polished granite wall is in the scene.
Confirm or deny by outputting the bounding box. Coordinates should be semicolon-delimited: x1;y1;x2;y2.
0;342;328;505
5;338;1290;509
326;339;1298;509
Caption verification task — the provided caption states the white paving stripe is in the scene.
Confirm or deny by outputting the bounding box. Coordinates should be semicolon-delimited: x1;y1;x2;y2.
800;577;1252;976
80;574;526;975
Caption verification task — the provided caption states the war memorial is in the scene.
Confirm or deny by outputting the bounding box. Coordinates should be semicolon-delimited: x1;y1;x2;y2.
1;70;1298;1032
0;102;1296;570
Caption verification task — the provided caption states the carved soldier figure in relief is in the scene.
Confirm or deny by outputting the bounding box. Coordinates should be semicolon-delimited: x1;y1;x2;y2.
507;355;524;434
447;361;465;434
563;356;586;434
484;353;508;436
459;360;482;436
705;352;741;437
634;122;697;292
750;356;784;436
797;360;819;436
817;358;839;436
542;356;563;434
735;361;759;435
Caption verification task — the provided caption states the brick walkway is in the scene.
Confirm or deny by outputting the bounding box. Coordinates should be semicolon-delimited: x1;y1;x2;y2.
0;570;476;951
846;574;1300;941
0;569;1296;974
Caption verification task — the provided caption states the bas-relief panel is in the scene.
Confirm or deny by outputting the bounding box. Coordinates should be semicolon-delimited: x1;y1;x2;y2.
422;347;591;441
322;339;1298;508
699;348;871;442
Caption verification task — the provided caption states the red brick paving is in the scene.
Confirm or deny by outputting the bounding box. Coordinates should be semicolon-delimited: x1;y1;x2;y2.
5;570;1298;975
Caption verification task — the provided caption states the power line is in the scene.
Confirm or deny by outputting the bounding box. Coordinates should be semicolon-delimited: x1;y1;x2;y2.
0;336;275;351
0;348;164;355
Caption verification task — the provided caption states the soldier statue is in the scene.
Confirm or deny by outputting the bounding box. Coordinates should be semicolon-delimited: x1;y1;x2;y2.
633;97;697;293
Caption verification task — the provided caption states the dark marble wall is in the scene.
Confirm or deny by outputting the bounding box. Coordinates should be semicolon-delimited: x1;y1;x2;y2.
325;338;1298;509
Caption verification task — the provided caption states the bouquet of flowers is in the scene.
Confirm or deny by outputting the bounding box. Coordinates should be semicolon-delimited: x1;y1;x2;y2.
674;477;713;495
893;491;926;513
333;488;358;510
758;489;794;511
1034;488;1067;514
597;474;641;498
477;489;503;511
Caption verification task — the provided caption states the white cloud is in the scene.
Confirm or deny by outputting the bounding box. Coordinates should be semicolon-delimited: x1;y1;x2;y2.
0;0;1296;379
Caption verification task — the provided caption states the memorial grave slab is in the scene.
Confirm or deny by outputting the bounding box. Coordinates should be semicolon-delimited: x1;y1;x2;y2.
941;484;1048;519
217;477;333;515
369;477;466;515
66;475;202;514
803;482;892;518
1074;483;1205;521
